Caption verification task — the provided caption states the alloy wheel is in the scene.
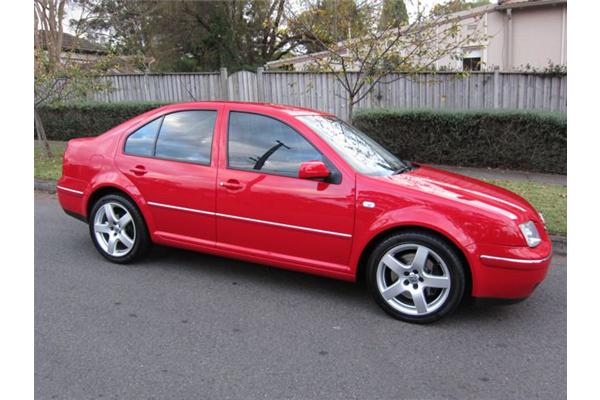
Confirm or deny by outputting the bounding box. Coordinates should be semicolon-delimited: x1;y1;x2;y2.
93;202;136;257
376;243;451;316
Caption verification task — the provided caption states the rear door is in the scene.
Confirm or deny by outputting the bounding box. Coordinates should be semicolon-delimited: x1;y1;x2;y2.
115;106;222;247
215;109;355;272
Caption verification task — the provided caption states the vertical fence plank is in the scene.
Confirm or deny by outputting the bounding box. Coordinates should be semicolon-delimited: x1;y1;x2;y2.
558;75;567;112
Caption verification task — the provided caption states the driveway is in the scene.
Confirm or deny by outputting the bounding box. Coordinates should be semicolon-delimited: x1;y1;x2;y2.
35;192;566;400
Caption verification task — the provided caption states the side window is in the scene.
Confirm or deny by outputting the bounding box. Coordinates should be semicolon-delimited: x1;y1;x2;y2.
154;110;217;164
228;112;323;177
124;117;162;157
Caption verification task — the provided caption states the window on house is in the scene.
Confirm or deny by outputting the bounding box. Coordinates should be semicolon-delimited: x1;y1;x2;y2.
463;57;481;71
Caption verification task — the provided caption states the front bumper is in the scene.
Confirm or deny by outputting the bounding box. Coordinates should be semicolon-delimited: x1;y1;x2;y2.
468;240;552;300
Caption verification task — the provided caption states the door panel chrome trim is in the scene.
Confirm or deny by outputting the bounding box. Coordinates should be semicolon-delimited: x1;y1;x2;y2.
215;212;352;238
147;201;215;216
146;200;352;238
480;254;551;264
56;185;84;195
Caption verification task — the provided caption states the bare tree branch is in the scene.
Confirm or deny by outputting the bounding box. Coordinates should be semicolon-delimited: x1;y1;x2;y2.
281;0;489;120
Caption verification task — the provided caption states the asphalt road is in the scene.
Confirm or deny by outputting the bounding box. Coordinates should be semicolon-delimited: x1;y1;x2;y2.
35;192;566;400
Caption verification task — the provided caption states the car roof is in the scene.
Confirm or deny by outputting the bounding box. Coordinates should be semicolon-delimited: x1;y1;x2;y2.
159;101;334;117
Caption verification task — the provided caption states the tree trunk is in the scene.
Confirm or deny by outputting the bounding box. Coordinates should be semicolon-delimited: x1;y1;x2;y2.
34;108;53;159
347;96;355;122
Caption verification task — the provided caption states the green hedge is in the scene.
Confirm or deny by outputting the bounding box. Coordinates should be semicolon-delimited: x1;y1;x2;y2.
352;108;566;174
37;102;166;141
38;103;566;174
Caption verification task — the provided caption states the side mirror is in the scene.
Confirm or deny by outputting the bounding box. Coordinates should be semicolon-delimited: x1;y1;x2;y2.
298;160;330;180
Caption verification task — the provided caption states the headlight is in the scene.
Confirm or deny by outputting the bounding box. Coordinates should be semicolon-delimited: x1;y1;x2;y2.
519;221;542;248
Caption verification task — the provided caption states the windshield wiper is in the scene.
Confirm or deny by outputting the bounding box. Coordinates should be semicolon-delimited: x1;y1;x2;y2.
393;161;418;175
375;162;412;175
392;166;411;174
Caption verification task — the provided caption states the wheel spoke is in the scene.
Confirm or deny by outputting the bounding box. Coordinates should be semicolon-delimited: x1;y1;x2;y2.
118;232;134;249
411;246;429;272
104;204;118;224
423;275;450;289
411;289;428;314
376;242;453;316
382;254;409;276
381;281;409;300
94;222;111;234
107;234;118;254
118;212;132;229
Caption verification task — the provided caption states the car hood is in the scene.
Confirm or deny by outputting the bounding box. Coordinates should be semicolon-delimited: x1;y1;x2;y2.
376;165;540;223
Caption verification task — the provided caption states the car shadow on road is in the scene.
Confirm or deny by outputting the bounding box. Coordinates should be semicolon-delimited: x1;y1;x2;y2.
142;244;373;305
118;244;518;325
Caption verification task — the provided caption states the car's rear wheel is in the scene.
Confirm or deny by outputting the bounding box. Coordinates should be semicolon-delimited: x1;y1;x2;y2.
89;194;151;263
366;231;465;323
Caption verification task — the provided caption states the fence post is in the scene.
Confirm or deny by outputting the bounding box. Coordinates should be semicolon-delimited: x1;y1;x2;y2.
256;67;264;102
493;67;500;109
220;67;228;100
143;73;150;101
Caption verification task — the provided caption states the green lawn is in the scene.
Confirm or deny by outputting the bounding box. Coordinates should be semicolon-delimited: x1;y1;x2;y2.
34;140;66;181
34;140;566;235
486;179;567;236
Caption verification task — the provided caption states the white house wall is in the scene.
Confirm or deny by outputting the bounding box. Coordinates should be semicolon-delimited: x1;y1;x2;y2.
510;5;565;69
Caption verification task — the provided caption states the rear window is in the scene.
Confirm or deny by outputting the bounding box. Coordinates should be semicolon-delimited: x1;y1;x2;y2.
155;111;217;164
124;117;162;157
124;110;217;164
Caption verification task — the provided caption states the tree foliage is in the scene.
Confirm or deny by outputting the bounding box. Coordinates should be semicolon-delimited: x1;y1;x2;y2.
69;0;160;67
288;0;371;54
378;0;408;31
73;0;301;72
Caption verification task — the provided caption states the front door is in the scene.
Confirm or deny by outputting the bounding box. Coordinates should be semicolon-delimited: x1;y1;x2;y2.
215;110;355;272
115;108;220;247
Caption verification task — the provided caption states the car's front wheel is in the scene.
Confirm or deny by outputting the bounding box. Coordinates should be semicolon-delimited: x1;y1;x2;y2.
366;231;465;323
89;194;151;263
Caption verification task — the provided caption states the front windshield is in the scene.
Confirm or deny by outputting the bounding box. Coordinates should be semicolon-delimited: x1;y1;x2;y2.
298;115;408;176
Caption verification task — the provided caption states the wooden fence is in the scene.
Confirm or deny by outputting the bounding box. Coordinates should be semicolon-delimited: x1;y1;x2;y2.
91;68;567;120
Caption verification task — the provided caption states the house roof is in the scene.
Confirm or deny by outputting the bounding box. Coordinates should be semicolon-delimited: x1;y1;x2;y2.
37;31;107;54
496;0;567;10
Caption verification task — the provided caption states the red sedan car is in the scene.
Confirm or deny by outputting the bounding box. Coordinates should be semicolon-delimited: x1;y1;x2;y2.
57;101;552;323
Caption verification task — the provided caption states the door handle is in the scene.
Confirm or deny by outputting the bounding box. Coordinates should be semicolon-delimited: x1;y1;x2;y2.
130;165;147;176
219;180;243;190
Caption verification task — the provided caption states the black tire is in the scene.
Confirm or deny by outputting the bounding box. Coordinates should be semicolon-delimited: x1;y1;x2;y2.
366;231;465;324
88;194;151;264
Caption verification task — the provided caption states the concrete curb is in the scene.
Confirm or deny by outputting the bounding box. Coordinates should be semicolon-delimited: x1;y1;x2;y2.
34;179;56;194
550;235;567;256
34;178;567;256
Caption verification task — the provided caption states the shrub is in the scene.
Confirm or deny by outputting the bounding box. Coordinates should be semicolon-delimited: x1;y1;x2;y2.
352;108;566;174
37;102;166;141
38;103;567;174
